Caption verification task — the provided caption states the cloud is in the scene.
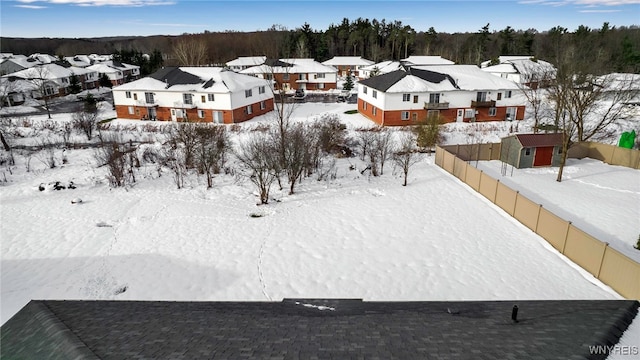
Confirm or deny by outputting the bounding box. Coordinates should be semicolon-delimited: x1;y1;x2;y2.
17;0;175;7
579;8;623;11
15;4;47;9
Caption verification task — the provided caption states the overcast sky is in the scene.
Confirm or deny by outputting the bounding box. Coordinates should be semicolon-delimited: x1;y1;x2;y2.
1;0;639;38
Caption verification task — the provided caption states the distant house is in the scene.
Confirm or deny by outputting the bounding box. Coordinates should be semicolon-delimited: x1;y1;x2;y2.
241;58;338;92
357;65;525;126
401;56;455;66
0;55;41;75
321;56;374;79
225;56;267;72
4;63;100;99
481;56;556;89
500;133;564;168
112;66;274;123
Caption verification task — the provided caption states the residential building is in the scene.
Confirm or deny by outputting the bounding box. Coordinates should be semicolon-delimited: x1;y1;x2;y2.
112;66;274;123
225;56;267;72
321;56;374;79
481;56;556;89
357;65;525;126
0;55;41;75
4;63;100;99
401;56;455;66
241;58;338;92
359;60;404;79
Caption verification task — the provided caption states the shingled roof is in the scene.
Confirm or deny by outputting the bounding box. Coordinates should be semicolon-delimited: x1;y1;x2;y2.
2;299;637;359
358;70;409;91
515;133;564;147
148;66;203;87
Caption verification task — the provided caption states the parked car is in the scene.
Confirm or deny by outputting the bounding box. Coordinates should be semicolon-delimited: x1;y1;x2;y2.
293;89;306;99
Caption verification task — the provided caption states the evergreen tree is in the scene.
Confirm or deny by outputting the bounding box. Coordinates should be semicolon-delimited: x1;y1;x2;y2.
68;74;82;94
99;73;112;88
343;72;354;91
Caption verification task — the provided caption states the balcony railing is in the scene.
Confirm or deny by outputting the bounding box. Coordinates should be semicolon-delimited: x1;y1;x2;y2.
471;100;496;108
173;101;196;109
136;99;158;107
424;102;450;110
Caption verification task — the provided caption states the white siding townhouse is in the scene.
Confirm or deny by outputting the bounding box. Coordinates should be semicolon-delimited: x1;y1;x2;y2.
321;56;374;79
241;58;338;92
112;66;274;123
87;60;140;86
3;63;100;100
357;65;525;126
481;56;556;89
226;56;267;72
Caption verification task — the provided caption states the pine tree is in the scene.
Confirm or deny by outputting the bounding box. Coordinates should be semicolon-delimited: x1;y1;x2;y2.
68;74;82;94
343;72;354;92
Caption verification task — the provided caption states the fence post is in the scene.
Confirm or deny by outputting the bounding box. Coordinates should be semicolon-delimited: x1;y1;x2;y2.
596;243;609;278
494;179;499;204
534;204;542;232
561;221;571;254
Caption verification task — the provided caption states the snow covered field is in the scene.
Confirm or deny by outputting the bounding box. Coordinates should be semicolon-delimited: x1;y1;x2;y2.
0;99;636;349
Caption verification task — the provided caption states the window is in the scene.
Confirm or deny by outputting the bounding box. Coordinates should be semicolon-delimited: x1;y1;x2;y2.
363;86;367;94
402;94;410;102
183;93;192;105
125;91;131;99
201;95;206;103
299;74;306;80
259;86;265;94
198;109;205;118
558;147;563;154
413;95;419;104
245;89;252;98
316;73;325;79
246;105;252;115
208;94;215;101
476;92;487;102
265;74;273;80
372;107;377;116
128;106;134;114
506;107;517;120
372;90;377;99
401;111;409;120
363;102;367;110
429;93;440;103
506;90;512;98
497;93;502;100
213;111;223;124
525;148;531;156
427;110;440;121
464;109;474;118
260;100;265;110
489;107;497;116
133;93;138;100
145;92;154;104
283;73;290;81
318;83;325;89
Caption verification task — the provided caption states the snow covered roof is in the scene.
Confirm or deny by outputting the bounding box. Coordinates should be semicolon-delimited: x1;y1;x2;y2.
322;56;374;66
360;68;458;93
114;66;269;93
241;58;337;74
1;56;41;69
8;63;72;82
480;56;535;68
414;65;521;91
87;63;121;75
360;61;404;74
480;63;519;74
596;73;640;92
226;56;267;67
401;56;455;66
28;54;58;64
103;60;139;71
64;56;92;68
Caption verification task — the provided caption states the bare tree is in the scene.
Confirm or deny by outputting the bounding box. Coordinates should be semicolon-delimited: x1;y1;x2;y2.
195;125;229;189
95;133;130;187
24;65;56;119
393;132;421;186
172;36;209;66
413;114;443;154
235;133;278;205
72;109;98;141
372;128;393;175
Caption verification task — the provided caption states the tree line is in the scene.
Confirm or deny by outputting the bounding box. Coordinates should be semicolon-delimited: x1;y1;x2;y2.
2;19;638;74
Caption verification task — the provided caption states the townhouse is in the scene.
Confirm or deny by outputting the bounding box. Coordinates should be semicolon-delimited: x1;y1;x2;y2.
480;56;556;89
4;63;100;99
321;56;374;79
240;58;338;92
357;65;525;126
226;56;267;72
112;66;274;123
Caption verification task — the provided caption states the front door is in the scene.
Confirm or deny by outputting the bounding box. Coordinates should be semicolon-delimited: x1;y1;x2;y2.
170;109;177;121
456;109;464;122
533;146;554;166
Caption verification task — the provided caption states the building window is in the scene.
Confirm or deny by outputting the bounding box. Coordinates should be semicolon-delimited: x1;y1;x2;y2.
506;90;512;98
363;102;367;110
402;94;410;102
318;83;325;89
558;147;563;154
246;105;252;114
427;110;440;121
213;111;223;124
128;106;134;114
372;107;377;116
133;93;138;100
283;73;290;81
412;113;418;121
265;74;273;80
363;86;368;94
260;100;265;110
429;93;440;103
497;92;502;100
201;95;206;103
259;86;265;94
401;111;409;120
145;92;154;104
208;94;215;101
413;95;419;103
372;90;377;99
316;73;325;78
506;107;517;120
183;93;192;105
489;107;497;116
125;91;131;99
245;89;252;97
476;91;487;102
464;109;474;118
198;109;205;118
525;148;531;156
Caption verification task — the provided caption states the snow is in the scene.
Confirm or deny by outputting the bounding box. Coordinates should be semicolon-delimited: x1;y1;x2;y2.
0;99;638;355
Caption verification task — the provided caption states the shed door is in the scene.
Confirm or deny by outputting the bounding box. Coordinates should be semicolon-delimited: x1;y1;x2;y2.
533;146;554;166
